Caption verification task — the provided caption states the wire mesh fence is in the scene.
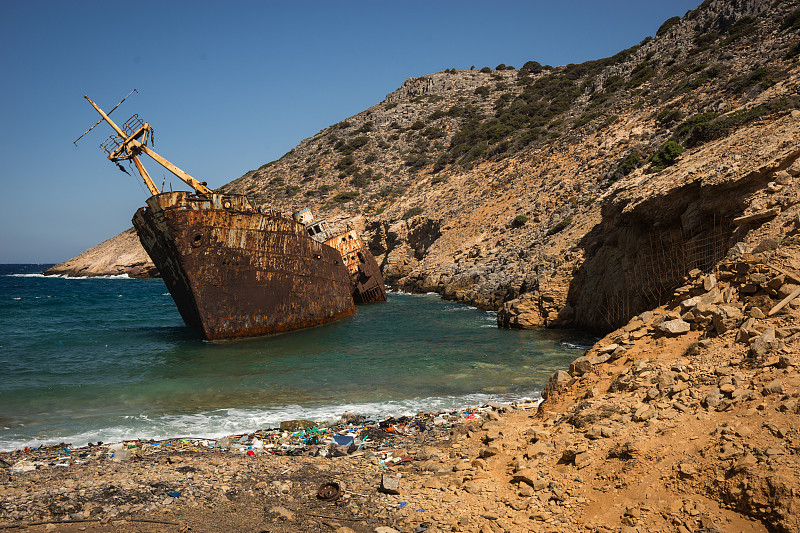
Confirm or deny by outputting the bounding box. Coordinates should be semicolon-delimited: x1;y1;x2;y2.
602;219;730;329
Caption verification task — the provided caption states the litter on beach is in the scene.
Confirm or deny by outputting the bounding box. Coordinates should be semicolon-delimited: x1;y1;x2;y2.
2;400;529;469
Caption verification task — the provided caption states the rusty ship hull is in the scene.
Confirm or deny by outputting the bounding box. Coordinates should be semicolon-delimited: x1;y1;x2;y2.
132;192;356;340
324;230;387;304
350;251;386;304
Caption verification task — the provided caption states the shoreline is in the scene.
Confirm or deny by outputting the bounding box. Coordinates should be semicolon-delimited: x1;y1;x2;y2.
0;395;544;456
1;399;537;461
2;251;799;532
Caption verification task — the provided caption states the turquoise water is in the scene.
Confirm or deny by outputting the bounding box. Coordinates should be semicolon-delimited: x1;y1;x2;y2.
0;264;592;451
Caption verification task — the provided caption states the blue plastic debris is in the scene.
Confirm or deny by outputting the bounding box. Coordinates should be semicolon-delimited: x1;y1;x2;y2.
332;434;355;446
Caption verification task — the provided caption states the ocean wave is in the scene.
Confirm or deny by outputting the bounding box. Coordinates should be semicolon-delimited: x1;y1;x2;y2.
444;305;477;311
389;290;436;297
0;391;543;452
7;273;132;280
561;341;593;351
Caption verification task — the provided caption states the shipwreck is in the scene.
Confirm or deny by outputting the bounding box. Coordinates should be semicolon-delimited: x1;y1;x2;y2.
80;93;386;340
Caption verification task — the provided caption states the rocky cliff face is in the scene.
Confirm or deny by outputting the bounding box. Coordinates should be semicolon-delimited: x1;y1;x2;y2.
44;228;157;278
55;0;800;333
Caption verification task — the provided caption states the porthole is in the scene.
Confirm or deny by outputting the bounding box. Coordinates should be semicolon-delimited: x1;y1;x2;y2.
223;200;232;209
191;233;203;247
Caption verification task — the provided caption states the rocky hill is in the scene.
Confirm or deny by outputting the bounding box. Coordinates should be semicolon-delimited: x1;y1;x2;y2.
54;0;800;335
44;228;157;278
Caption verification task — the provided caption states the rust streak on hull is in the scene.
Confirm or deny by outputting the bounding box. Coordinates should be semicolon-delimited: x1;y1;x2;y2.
133;192;356;340
325;229;387;305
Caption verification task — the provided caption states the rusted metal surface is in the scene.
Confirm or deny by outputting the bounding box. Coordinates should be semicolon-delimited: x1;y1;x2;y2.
133;192;356;340
293;208;387;304
327;230;366;277
325;230;387;304
316;482;342;501
350;249;387;304
85;95;212;195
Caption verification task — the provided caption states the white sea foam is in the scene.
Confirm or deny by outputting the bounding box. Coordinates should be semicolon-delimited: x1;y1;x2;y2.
561;341;593;351
7;273;132;279
444;305;477;311
0;391;542;452
389;289;421;296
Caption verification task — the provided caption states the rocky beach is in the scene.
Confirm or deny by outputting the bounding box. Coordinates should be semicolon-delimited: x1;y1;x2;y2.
4;246;800;532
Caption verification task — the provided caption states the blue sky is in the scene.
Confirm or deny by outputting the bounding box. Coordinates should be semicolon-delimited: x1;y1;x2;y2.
0;0;701;263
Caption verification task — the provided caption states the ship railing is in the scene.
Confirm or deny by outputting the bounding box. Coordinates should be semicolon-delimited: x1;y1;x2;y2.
100;134;122;156
121;114;145;137
99;114;147;156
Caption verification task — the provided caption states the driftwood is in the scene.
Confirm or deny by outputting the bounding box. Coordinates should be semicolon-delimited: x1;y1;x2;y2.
733;207;781;225
768;286;800;316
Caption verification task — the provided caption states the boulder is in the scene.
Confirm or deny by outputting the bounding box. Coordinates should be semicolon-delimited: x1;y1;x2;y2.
525;441;550;459
379;474;401;495
511;469;538;487
542;370;571;399
574;452;592;469
699;281;724;305
598;343;619;354
497;295;545;329
657;319;691;335
762;379;785;396
750;328;783;358
778;283;800;299
569;356;593;376
712;305;744;334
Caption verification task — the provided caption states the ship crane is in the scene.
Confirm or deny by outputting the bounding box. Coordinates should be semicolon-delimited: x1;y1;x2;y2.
82;95;212;196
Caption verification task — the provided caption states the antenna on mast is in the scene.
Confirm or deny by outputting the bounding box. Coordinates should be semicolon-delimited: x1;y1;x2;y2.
80;93;213;196
74;89;137;146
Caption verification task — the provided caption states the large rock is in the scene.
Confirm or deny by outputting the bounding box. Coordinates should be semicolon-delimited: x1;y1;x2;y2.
542;370;571;400
497;295;545;329
712;305;744;335
657;318;691;335
569;356;593;376
379;474;400;495
750;328;783;358
44;228;157;278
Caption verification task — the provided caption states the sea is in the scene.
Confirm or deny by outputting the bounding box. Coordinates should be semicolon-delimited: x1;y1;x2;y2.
0;264;594;452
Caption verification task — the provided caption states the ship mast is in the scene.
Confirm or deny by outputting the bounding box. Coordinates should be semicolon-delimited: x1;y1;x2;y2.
84;95;212;196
